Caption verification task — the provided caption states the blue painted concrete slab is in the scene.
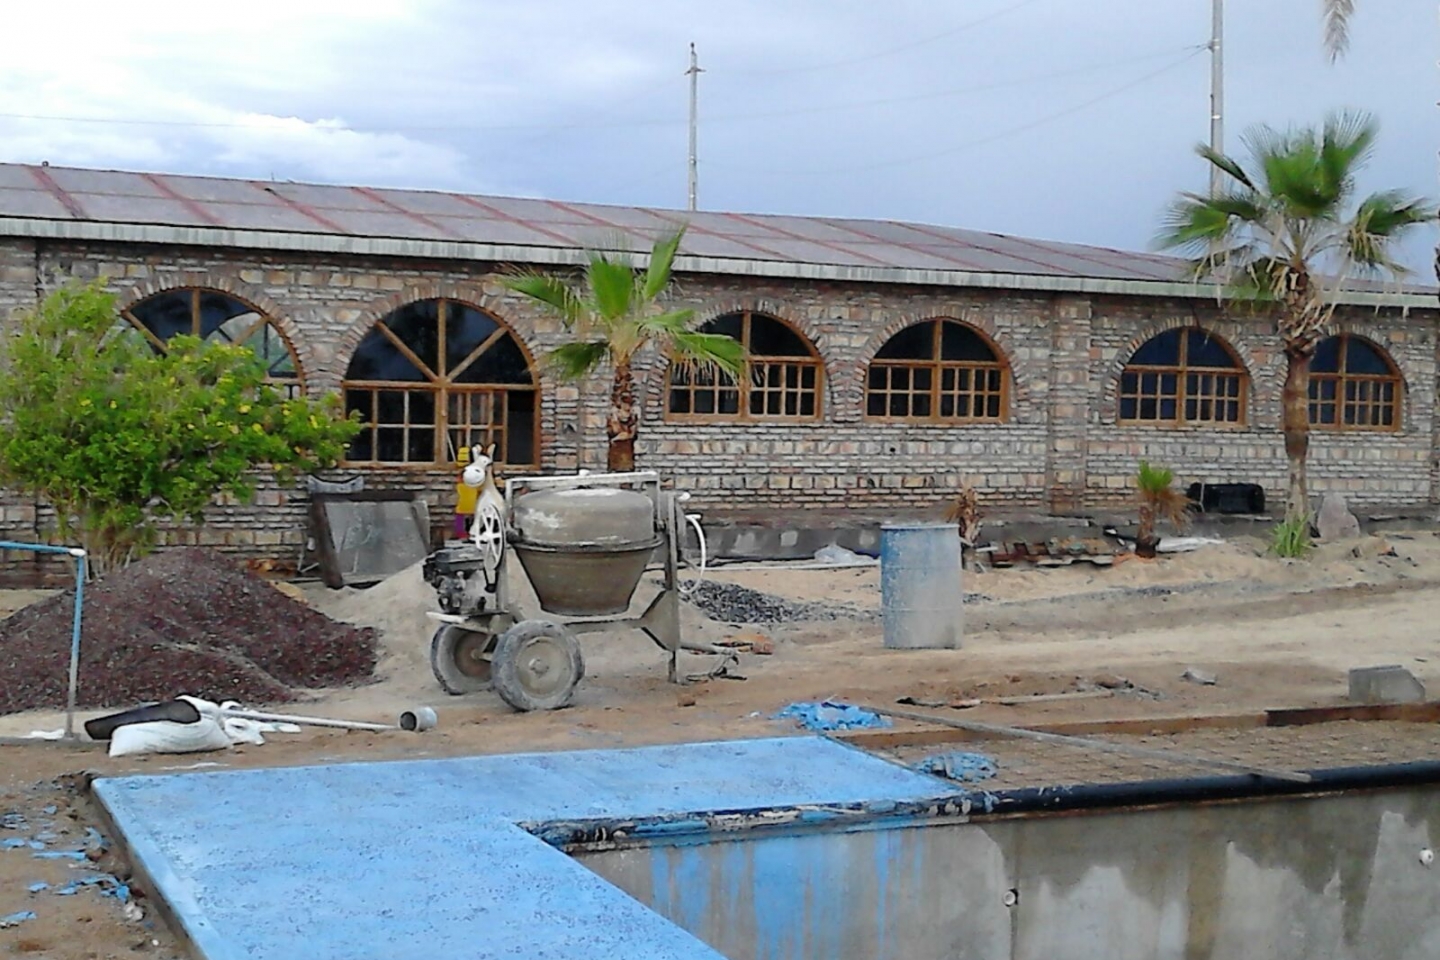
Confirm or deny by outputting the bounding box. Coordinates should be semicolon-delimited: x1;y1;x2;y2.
94;737;960;960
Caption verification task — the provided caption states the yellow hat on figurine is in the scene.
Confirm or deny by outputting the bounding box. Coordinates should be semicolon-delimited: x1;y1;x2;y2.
456;446;471;465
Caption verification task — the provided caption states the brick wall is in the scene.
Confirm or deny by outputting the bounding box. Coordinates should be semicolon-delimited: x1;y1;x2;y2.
0;236;1435;581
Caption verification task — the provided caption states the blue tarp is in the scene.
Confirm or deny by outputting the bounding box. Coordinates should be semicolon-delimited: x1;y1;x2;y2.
775;701;891;732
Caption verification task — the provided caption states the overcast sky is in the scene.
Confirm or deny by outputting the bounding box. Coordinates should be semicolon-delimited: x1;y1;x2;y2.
3;1;1437;270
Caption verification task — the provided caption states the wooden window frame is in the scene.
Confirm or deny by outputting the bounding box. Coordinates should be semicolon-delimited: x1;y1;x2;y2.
1309;333;1403;433
122;287;303;396
865;319;1009;424
1117;329;1247;428
340;298;541;469
665;310;823;422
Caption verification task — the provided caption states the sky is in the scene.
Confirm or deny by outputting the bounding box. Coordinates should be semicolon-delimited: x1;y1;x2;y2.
2;0;1437;270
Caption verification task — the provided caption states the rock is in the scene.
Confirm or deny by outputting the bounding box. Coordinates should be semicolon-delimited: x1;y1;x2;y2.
1348;665;1426;704
750;637;775;656
1317;493;1362;541
676;691;698;708
1351;537;1398;560
1181;667;1218;686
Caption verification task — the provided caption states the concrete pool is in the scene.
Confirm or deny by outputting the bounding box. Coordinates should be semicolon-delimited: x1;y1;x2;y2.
93;735;1440;960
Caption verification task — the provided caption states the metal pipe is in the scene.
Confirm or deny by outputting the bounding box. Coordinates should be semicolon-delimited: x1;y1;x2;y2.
984;760;1440;817
220;708;397;733
0;540;87;739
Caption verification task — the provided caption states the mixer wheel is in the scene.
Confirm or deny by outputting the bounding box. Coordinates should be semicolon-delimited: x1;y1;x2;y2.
491;620;584;712
430;625;494;695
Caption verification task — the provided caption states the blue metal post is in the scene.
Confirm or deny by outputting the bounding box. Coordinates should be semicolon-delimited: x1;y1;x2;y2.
0;540;88;739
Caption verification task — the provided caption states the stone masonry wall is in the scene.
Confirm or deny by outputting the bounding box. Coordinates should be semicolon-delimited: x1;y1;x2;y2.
0;236;1435;582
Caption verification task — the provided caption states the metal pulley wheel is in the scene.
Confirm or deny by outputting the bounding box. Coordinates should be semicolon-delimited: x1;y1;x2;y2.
474;499;505;584
491;620;585;712
429;624;494;695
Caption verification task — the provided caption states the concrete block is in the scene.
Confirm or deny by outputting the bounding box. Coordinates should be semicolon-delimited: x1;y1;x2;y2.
1348;665;1426;704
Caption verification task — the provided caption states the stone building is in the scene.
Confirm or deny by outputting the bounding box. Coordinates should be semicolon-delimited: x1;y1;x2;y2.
0;163;1434;576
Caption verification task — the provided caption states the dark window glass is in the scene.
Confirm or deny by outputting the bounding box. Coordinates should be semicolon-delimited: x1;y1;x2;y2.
940;321;997;362
1345;337;1390;375
445;304;500;375
1129;329;1182;366
876;321;935;359
381;300;441;375
349;328;427;382
1186;330;1236;368
129;291;194;342
745;316;808;356
1311;337;1342;373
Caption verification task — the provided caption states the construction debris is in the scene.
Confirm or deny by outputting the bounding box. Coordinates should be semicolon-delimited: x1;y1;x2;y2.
0;548;378;715
776;701;890;732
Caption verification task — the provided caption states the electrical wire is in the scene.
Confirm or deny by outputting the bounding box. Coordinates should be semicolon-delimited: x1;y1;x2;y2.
706;46;1207;177
0;45;1204;137
735;0;1051;77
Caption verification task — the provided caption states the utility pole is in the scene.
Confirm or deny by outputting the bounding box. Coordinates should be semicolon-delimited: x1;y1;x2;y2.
686;42;702;212
1209;0;1224;195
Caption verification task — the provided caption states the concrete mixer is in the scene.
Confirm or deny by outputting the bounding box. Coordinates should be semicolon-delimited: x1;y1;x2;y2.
422;469;720;711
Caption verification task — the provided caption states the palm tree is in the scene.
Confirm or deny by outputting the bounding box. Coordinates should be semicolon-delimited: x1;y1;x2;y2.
1158;112;1435;524
1135;461;1190;558
1321;0;1355;61
503;226;743;472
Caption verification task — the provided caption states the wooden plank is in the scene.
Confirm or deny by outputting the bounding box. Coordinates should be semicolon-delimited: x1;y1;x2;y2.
1265;701;1440;727
868;705;1313;784
838;710;1266;751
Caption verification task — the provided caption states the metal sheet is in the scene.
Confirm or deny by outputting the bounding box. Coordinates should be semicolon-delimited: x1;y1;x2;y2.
196;200;345;233
161;176;274;205
43;167;164;197
0;187;72;219
69;194;211;226
433;215;589;247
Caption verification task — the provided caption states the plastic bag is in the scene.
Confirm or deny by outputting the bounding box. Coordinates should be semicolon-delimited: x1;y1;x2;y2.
108;717;232;758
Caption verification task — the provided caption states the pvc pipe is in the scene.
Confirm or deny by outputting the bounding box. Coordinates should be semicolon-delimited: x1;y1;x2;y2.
0;541;87;740
220;708;397;733
399;707;437;732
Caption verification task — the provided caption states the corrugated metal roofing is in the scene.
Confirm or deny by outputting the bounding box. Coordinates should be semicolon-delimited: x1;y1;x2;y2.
0;162;1433;303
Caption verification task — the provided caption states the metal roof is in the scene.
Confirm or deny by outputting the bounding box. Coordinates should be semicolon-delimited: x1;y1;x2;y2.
0;162;1433;308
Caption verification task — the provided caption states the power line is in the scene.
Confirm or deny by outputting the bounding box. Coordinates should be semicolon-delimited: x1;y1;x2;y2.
735;0;1050;77
706;48;1207;177
0;45;1203;137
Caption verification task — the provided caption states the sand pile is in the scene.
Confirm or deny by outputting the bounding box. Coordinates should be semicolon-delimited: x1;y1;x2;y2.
305;560;440;698
0;548;377;715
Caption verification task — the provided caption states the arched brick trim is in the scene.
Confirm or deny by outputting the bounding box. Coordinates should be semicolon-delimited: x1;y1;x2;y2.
331;282;545;387
639;298;834;416
119;276;311;392
849;312;1028;422
1100;319;1264;423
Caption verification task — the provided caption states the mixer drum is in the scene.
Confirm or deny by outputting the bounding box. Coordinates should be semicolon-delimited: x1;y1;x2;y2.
509;487;660;616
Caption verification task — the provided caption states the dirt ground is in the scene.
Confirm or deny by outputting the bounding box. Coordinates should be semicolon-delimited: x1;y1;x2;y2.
4;530;1440;957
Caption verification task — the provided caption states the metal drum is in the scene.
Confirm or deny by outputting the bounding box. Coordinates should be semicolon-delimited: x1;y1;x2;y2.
880;522;963;650
510;486;660;616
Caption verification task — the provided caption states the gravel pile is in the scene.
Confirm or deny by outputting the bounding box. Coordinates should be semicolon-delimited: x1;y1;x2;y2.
685;581;875;625
0;548;377;714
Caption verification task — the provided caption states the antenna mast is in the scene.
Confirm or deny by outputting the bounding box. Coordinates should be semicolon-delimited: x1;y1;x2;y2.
1209;0;1224;195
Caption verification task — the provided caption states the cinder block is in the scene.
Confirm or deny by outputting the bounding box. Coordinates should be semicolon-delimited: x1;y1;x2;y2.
1348;665;1426;705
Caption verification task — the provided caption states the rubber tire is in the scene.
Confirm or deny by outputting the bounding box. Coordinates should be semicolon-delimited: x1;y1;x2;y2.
430;625;493;696
491;620;585;712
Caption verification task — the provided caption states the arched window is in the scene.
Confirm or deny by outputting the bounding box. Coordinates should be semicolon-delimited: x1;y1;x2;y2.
666;311;822;420
865;319;1007;422
1118;328;1245;426
1309;334;1402;430
342;299;538;466
123;289;301;397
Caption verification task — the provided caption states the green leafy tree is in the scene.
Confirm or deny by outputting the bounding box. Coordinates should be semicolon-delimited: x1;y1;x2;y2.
1158;112;1435;524
0;282;360;573
503;226;743;471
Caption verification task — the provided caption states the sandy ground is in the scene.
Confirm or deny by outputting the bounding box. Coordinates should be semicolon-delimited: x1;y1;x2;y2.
4;530;1440;957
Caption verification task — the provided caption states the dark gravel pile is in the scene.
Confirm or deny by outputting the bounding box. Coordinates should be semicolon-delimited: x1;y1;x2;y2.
685;581;875;625
0;548;378;715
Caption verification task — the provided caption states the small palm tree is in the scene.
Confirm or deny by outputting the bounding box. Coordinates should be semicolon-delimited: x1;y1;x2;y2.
503;227;743;472
1135;461;1190;558
1158;112;1435;524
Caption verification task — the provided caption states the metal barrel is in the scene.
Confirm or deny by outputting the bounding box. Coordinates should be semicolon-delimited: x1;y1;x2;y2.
880;523;963;650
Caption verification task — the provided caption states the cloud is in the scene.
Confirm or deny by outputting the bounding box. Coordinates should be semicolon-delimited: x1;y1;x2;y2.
1;0;1436;271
